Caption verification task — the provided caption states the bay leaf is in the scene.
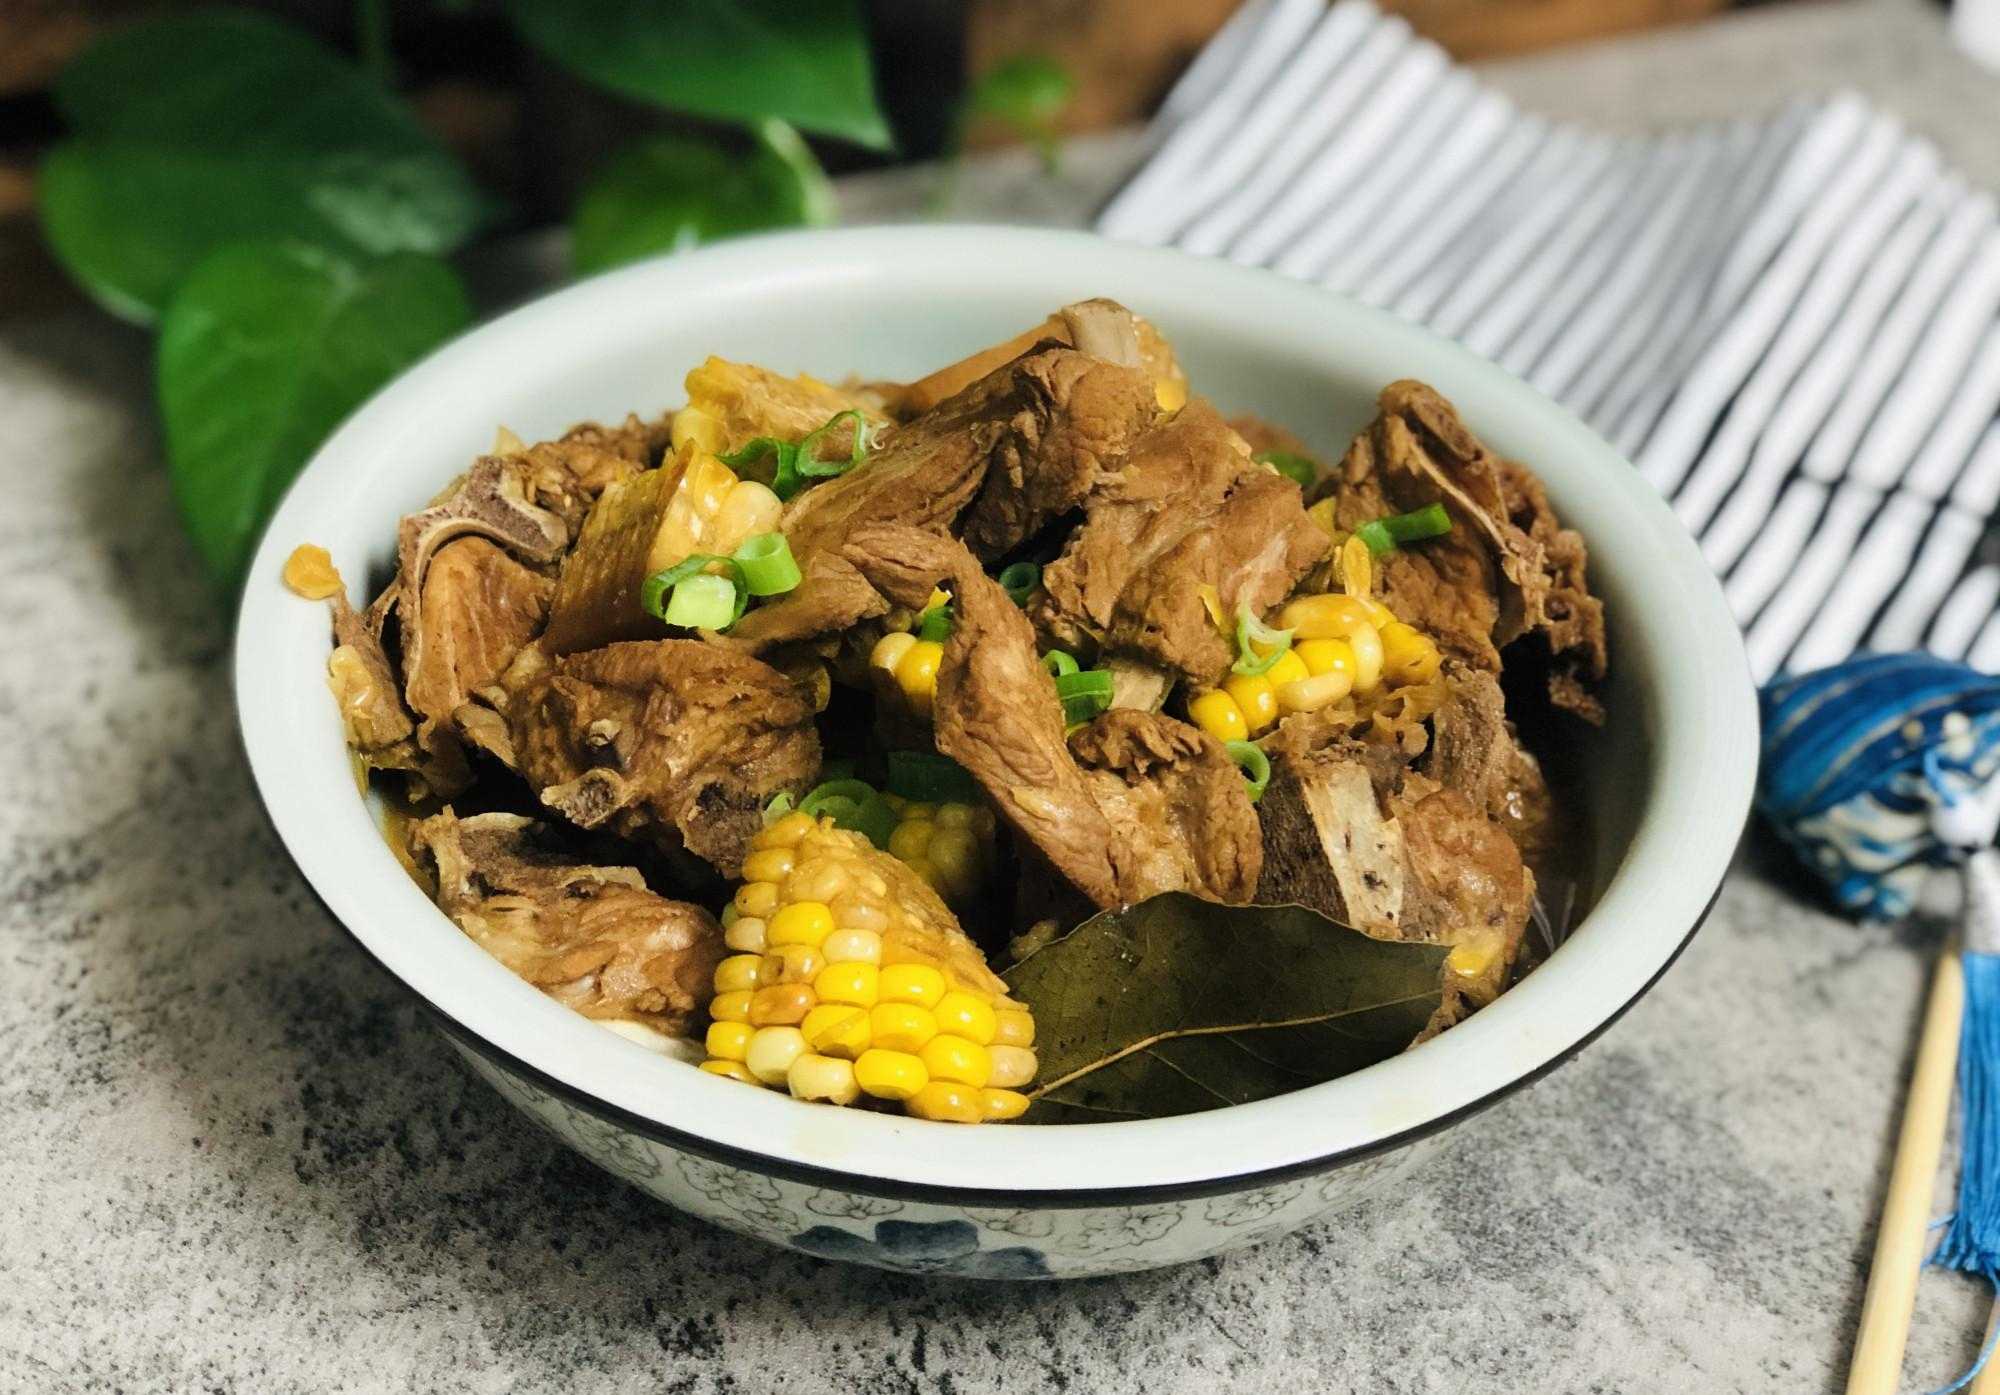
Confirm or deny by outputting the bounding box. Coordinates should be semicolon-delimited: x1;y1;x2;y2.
1001;894;1446;1123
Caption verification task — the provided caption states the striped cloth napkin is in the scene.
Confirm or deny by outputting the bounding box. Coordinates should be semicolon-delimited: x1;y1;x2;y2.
1098;0;2000;684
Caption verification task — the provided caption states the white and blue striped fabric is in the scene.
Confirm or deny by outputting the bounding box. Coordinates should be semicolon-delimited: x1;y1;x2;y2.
1099;0;2000;684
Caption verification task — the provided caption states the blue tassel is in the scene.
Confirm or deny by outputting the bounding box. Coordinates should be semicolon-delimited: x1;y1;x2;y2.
1928;947;2000;1395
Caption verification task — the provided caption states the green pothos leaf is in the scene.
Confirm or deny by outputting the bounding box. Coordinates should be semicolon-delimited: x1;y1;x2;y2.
570;122;833;276
158;241;471;587
965;55;1074;171
1002;894;1445;1123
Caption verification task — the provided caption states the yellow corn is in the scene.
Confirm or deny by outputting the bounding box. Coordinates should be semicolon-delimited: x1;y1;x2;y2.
1277;594;1384;693
670;405;727;455
700;816;1036;1121
869;631;945;719
1305;498;1340;538
1194;593;1444;734
1380;620;1442;686
1187;689;1250;743
880;795;996;903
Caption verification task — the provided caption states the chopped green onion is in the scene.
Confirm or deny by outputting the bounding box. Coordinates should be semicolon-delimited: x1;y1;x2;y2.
721;410;877;503
885;750;981;803
1225;740;1270;803
1056;668;1113;724
800;777;897;850
1254;450;1318;489
762;792;795;825
663;572;743;630
1040;649;1079;678
1355;501;1452;555
733;531;801;596
997;560;1042;605
1231;603;1294;676
719;436;794;472
917;604;954;644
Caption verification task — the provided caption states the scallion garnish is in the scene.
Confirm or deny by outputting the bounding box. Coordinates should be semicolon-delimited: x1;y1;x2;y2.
1354;501;1452;555
1231;603;1294;676
1055;668;1114;724
1254;450;1318;489
719;409;878;503
885;750;981;804
799;777;897;849
917;604;954;644
662;571;742;630
1040;648;1079;678
762;791;796;825
640;554;749;631
733;531;801;596
997;560;1042;605
1225;739;1270;802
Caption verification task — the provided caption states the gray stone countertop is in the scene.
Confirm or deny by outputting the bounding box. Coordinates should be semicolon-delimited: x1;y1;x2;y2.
5;2;1998;1389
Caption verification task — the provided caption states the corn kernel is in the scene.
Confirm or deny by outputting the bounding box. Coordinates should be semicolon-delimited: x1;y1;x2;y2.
993;1010;1035;1047
919;1035;992;1088
988;1044;1038;1089
1265;650;1310;688
895;641;944;718
786;859;851;903
1187;689;1249;743
906;1081;983;1123
802;1004;872;1059
1447;936;1501;977
933;991;997;1046
854;1048;928;1100
829;894;889;935
1358;597;1396;628
887;819;935;863
709;990;752;1023
981;1088;1031;1121
763;944;824;984
671;405;726;454
821;926;883;965
1295;638;1355;679
748;983;814;1026
713;478;784;553
724;916;768;954
745;1026;808;1084
900;802;938;822
870;1002;938;1052
757;810;817;849
713;953;764;994
704;1021;753;1062
1277;668;1353;715
879;962;948;1009
787;1053;861;1105
733;881;779;919
1222;673;1276;734
870;631;918;690
768;900;834;948
1380;621;1441;687
700;1059;757;1085
1279;593;1375;640
815;961;880;1007
935;803;975;830
739;848;796;885
1155;375;1189;413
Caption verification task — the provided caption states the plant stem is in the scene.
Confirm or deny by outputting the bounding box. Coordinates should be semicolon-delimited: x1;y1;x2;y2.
356;0;391;86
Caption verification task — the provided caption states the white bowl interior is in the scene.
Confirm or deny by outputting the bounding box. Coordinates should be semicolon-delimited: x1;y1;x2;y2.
236;227;1755;1196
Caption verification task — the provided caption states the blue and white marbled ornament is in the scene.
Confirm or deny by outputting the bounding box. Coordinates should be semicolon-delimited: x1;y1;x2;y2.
1759;654;2000;919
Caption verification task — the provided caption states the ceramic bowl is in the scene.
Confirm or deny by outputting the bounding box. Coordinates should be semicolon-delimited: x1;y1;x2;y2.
235;226;1757;1279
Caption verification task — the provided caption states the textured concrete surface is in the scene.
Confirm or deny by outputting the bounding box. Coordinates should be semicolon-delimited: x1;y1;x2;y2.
5;1;1999;1389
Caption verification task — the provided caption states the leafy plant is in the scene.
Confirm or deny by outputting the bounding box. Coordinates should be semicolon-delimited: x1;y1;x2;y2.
1003;894;1446;1122
39;10;487;324
570;121;835;276
503;0;892;151
962;55;1075;173
158;243;471;584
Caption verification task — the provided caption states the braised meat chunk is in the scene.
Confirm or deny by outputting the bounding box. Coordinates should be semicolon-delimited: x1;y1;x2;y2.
508;639;820;875
1320;380;1606;720
403;536;554;753
411;810;724;1034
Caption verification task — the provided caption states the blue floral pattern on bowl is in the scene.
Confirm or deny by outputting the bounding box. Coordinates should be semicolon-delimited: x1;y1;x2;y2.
791;1220;1051;1278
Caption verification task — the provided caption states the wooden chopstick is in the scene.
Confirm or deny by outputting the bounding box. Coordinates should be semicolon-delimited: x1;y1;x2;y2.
1848;946;1964;1395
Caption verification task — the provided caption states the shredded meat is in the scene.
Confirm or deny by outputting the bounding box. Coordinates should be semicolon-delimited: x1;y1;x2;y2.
732;345;1157;652
1320;381;1606;720
410;810;724;1034
506;639;819;876
1070;710;1262;904
1420;664;1559;863
885;298;1184;419
404;537;554;754
1034;399;1325;689
843;524;1260;909
324;586;470;797
514;415;666;512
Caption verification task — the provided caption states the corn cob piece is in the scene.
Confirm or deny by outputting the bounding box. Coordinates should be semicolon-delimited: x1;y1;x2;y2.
543;444;781;654
1186;592;1441;743
700;813;1036;1123
882;795;998;903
